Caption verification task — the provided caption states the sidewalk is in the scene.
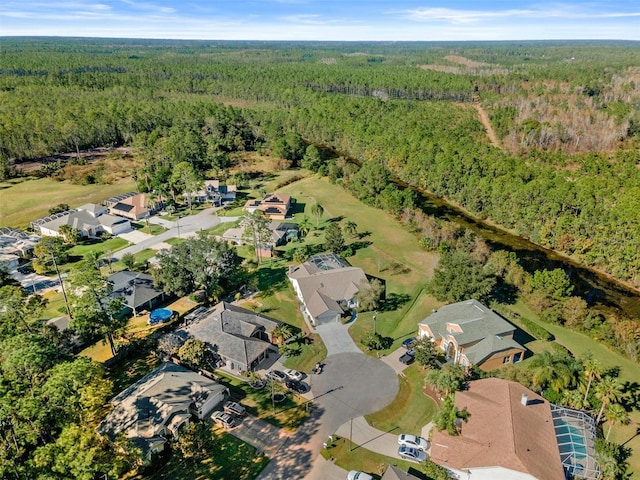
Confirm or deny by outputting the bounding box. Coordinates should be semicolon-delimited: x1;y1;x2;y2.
335;416;401;458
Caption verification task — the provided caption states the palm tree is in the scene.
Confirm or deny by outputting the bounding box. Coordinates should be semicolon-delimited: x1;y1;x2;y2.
561;389;591;410
582;354;603;402
272;324;293;346
343;220;358;238
310;203;324;227
425;364;465;398
529;350;575;393
434;395;470;436
604;403;630;441
595;376;625;423
298;216;311;238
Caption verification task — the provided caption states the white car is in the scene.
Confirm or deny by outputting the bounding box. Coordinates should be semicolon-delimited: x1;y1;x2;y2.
347;471;374;480
398;445;427;463
397;433;428;451
284;368;304;381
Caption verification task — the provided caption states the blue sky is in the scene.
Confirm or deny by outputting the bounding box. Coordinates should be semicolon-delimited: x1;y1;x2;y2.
1;1;639;41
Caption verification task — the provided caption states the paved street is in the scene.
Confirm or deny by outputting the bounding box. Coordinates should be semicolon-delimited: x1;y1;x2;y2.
112;209;238;259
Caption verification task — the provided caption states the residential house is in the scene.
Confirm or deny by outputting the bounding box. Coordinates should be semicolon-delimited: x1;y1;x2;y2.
430;378;598;480
221;220;299;258
173;301;280;373
185;180;237;206
31;203;131;238
97;362;228;461
108;270;168;315
418;299;526;371
381;466;422;480
0;227;41;257
244;193;292;219
104;192;164;221
288;253;369;326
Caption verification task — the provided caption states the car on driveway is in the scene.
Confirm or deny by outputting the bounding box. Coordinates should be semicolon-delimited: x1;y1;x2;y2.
285;379;307;393
397;434;428;451
212;411;237;429
399;350;415;365
347;471;374;480
402;337;416;349
283;368;304;381
223;400;246;417
266;370;287;382
398;445;426;463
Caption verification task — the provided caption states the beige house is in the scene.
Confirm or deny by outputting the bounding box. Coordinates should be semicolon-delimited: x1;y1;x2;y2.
288;253;369;326
418;299;525;371
105;192;163;221
430;378;596;480
244;193;292;219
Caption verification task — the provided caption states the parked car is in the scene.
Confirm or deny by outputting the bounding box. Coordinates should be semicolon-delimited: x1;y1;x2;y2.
283;368;304;381
266;370;287;382
398;445;427;463
402;337;416;349
223;400;246;417
347;471;374;480
397;434;428;451
286;379;307;393
212;411;237;429
399;350;415;365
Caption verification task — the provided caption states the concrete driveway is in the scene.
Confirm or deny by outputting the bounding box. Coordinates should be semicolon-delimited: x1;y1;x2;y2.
316;322;362;356
380;347;412;376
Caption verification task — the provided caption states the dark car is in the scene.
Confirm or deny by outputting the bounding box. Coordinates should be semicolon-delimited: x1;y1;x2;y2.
402;337;416;349
399;350;415;365
286;379;307;393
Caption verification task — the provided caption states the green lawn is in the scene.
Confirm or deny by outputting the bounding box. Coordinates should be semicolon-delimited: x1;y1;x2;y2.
132;222;167;235
322;437;441;480
365;363;437;436
0;177;136;228
40;290;68;318
67;237;129;259
283;333;327;374
215;371;309;430
140;427;269;480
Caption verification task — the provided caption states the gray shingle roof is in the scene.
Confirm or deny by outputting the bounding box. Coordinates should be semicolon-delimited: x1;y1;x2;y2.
175;302;279;368
108;271;165;311
420;299;525;364
97;362;227;450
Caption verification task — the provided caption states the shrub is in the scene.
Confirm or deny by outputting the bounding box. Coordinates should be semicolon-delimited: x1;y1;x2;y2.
519;317;554;341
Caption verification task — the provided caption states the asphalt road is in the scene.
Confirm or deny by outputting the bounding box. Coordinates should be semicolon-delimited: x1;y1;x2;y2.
112;209;236;260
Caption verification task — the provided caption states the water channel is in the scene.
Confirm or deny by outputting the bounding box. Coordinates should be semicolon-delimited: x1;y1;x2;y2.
319;145;640;319
405;178;640;318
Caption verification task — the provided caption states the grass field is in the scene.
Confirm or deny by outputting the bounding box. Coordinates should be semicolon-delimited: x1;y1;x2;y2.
0;176;136;228
278;176;441;353
365;363;438;435
141;427;268;480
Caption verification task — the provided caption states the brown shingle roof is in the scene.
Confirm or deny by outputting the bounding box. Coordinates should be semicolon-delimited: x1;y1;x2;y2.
430;378;564;480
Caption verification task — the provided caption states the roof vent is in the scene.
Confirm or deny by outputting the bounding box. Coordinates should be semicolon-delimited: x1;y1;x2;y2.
521;393;528;406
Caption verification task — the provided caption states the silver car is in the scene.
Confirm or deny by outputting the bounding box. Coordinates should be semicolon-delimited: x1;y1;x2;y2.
398;445;427;463
212;411;237;429
347;471;374;480
397;433;428;451
223;400;246;417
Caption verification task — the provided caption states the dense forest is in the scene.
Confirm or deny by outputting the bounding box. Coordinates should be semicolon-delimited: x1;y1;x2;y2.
1;38;639;286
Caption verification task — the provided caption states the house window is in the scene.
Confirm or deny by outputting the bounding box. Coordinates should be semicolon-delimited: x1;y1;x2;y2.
513;352;522;363
503;356;511;364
